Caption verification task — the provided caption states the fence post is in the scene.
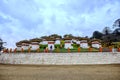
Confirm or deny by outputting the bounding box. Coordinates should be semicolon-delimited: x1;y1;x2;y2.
10;48;12;53
99;47;102;52
14;48;17;53
89;47;92;52
45;47;48;53
118;48;120;52
109;47;112;52
68;48;70;53
37;48;40;53
21;48;24;53
28;48;31;53
78;47;80;52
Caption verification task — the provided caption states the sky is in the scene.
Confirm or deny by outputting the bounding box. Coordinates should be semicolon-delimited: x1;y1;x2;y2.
0;0;120;48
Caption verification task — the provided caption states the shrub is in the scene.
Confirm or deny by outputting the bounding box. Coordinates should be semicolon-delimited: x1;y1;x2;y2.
39;44;48;49
55;44;61;49
72;44;79;48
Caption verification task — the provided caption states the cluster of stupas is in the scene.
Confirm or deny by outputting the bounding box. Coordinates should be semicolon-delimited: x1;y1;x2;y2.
16;34;102;51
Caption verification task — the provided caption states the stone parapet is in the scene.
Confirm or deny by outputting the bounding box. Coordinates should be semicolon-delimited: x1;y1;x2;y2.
0;52;120;65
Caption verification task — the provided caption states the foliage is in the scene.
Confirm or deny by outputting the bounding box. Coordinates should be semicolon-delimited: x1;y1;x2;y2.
49;34;62;38
40;36;48;39
112;42;120;48
72;44;79;48
92;31;103;39
39;44;48;49
63;34;74;38
56;48;68;53
55;44;61;49
113;18;120;28
60;40;65;48
113;28;120;35
102;27;112;35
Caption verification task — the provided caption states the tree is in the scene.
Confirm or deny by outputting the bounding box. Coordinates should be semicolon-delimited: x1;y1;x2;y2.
20;40;30;44
113;28;120;35
0;38;6;51
113;18;120;28
41;36;48;39
92;31;103;39
49;34;62;39
63;34;74;38
102;27;112;35
30;38;42;42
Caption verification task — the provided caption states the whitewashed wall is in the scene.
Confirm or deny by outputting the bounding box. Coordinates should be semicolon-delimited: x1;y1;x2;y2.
40;41;48;45
92;44;100;48
55;40;60;44
76;41;80;44
80;43;89;48
48;44;54;50
21;46;29;50
0;52;120;65
64;43;73;49
31;45;39;50
17;47;21;51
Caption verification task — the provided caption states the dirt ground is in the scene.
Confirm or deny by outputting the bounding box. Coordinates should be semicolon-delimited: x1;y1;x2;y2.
0;64;120;80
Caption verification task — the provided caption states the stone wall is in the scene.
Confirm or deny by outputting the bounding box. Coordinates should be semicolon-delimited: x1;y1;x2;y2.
0;52;120;65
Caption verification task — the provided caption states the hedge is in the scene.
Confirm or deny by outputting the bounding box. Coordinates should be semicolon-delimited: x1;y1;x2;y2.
39;44;48;49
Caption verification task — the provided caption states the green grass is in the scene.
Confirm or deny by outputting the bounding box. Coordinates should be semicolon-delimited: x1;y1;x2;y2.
16;47;99;53
52;47;99;53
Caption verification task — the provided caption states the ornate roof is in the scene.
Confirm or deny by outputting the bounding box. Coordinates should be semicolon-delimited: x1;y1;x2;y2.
90;38;101;42
16;40;30;45
80;37;89;40
16;42;22;45
63;37;72;40
45;38;56;41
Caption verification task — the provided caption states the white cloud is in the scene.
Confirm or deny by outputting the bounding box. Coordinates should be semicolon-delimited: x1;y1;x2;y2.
0;0;120;48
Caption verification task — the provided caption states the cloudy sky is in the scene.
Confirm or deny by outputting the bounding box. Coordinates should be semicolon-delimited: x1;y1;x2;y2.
0;0;120;48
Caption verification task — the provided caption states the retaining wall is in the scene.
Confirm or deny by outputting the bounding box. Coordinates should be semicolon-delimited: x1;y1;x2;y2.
0;52;120;65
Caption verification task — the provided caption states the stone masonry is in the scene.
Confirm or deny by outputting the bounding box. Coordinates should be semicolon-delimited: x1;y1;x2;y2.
0;52;120;65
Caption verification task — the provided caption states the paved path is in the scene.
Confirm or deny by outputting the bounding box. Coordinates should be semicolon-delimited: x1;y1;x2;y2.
0;64;120;80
